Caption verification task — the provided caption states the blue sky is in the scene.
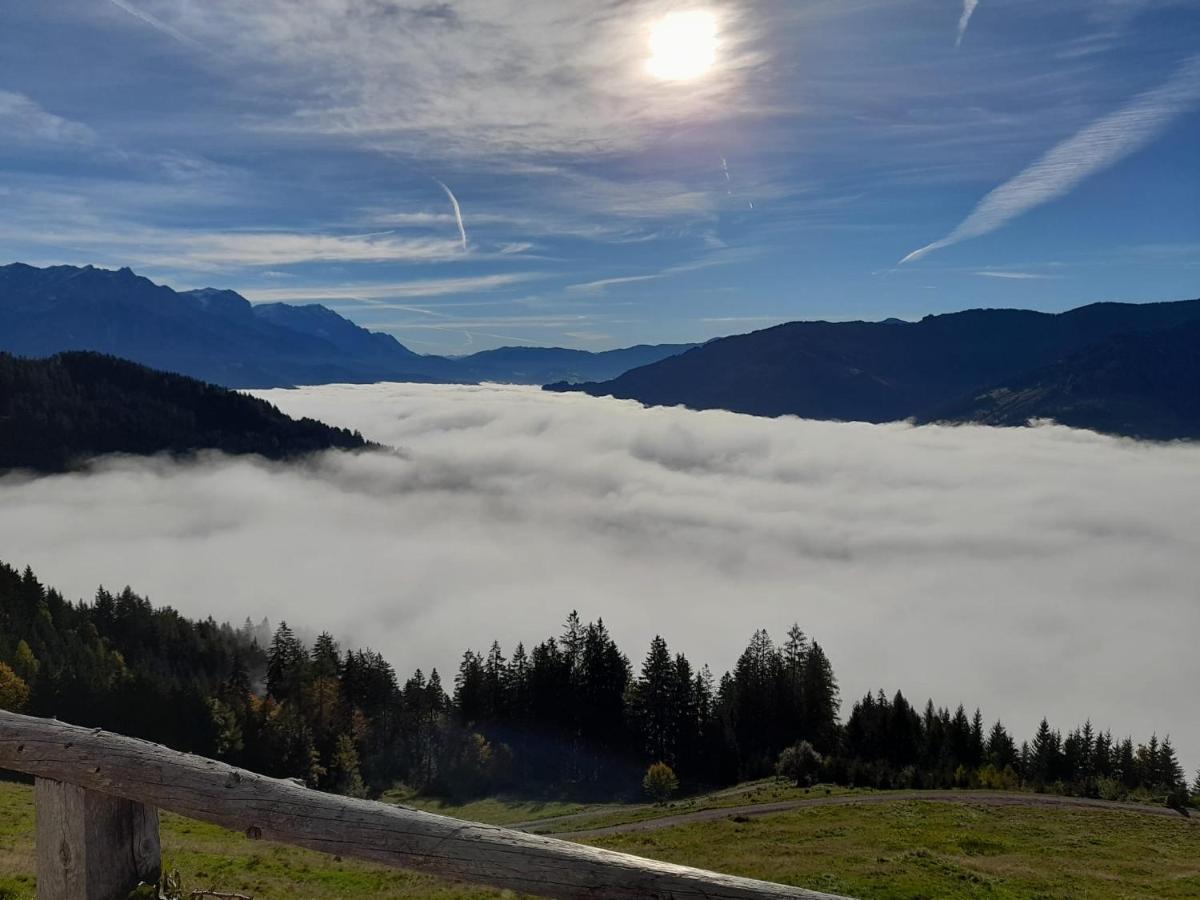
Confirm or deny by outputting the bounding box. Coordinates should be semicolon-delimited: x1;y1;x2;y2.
1;0;1197;353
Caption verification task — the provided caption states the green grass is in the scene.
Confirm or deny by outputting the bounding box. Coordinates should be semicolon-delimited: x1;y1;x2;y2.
1;780;1197;899
379;784;600;826
521;779;865;834
596;799;1200;899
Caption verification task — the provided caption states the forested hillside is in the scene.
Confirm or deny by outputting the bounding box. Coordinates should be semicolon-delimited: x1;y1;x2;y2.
0;560;1192;805
548;297;1200;439
0;351;370;472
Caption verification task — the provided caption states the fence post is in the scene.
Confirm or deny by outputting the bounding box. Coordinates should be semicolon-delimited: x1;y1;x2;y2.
35;778;161;900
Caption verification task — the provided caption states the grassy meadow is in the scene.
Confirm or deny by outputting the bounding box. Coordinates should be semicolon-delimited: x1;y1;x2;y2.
1;780;1197;899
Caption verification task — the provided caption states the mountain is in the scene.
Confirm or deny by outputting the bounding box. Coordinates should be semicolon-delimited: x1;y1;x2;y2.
445;343;699;385
926;318;1200;440
546;298;1200;437
0;263;691;387
0;351;370;473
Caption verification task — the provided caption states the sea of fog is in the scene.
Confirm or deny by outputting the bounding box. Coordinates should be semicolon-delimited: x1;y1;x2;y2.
1;382;1197;773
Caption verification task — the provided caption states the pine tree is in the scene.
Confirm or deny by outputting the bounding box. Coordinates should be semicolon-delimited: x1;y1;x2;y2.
800;641;839;753
1157;736;1185;789
454;650;487;725
968;708;985;769
266;622;309;705
671;653;699;779
632;636;677;765
888;691;921;768
483;641;508;724
311;633;341;680
1117;737;1137;788
1031;719;1059;785
986;720;1017;771
780;624;808;741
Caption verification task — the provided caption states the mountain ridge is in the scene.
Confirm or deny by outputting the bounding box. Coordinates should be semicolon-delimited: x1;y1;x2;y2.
0;263;694;388
546;296;1200;439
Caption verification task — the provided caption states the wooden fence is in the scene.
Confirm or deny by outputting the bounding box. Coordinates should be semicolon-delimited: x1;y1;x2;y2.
0;710;852;900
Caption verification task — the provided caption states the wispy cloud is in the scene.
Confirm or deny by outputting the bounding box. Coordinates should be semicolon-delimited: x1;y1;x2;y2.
0;92;95;146
433;179;468;250
955;0;980;48
567;252;754;295
241;274;538;303
974;270;1057;280
107;0;203;50
901;55;1200;264
168;0;763;157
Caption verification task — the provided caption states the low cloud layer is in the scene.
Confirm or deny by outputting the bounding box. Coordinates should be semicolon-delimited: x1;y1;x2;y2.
1;384;1196;771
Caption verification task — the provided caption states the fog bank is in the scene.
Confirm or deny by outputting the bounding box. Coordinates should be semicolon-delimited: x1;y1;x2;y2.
1;383;1196;772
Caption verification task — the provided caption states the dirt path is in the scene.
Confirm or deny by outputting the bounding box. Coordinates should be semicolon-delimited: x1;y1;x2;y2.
549;790;1196;840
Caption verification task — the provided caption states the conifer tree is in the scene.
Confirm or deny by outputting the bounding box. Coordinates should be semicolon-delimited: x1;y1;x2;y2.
800;642;839;752
266;622;309;705
986;720;1017;771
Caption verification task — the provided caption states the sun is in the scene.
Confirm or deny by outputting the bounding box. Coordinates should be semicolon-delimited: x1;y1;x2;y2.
646;10;718;82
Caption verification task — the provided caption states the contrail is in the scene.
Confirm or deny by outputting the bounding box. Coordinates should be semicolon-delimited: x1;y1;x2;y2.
433;178;468;251
955;0;979;48
901;55;1200;265
107;0;203;49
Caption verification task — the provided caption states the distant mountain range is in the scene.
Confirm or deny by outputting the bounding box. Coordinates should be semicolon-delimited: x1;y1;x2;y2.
6;262;1198;440
0;264;693;388
547;297;1200;440
0;351;370;473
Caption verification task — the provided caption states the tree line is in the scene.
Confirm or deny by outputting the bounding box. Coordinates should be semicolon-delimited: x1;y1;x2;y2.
0;559;1194;806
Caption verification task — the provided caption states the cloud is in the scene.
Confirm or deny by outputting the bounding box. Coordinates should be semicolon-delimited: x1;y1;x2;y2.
107;0;203;50
145;0;764;158
240;274;539;303
566;251;756;295
973;270;1057;280
955;0;979;48
433;179;468;251
0;92;96;146
0;384;1197;774
0;218;467;271
901;55;1200;264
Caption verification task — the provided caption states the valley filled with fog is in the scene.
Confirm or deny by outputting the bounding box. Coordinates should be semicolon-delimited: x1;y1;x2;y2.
1;382;1196;771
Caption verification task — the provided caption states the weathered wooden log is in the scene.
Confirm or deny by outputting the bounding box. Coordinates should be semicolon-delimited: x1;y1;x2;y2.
0;711;850;900
35;777;160;900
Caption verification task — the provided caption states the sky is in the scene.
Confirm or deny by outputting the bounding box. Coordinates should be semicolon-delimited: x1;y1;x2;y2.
1;0;1198;353
1;383;1196;773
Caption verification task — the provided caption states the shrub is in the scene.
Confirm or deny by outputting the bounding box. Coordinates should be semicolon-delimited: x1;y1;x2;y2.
643;762;680;804
1165;785;1191;815
776;740;823;787
1096;776;1126;802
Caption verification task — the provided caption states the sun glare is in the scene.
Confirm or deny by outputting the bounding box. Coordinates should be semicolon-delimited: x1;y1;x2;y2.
646;10;718;82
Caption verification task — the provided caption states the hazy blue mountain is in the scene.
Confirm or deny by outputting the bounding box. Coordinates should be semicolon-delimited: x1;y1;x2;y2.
926;318;1200;440
547;298;1200;437
0;264;692;387
0;351;370;472
446;343;700;385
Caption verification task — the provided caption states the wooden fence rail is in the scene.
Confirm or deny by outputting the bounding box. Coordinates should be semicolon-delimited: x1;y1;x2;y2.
0;711;852;900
